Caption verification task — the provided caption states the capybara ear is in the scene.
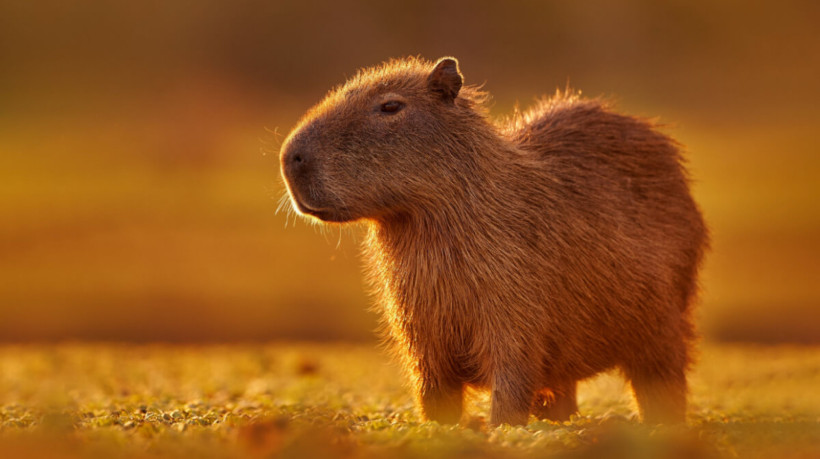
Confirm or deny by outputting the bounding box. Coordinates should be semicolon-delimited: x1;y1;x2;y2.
428;57;463;103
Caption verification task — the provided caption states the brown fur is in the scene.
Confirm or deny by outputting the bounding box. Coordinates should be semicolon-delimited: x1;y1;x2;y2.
279;56;708;426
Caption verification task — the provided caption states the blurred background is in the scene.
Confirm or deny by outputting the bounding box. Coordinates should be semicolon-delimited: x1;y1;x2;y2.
0;0;818;343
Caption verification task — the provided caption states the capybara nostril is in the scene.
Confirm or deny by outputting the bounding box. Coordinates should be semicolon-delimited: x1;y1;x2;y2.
283;145;309;174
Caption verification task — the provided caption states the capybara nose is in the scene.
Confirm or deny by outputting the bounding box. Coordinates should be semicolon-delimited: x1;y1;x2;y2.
283;144;310;176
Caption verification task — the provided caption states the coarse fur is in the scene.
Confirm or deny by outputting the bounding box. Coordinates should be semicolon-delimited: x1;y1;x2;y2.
279;56;709;426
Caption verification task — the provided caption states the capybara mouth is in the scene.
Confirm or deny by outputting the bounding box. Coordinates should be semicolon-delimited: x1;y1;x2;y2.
292;198;351;223
282;178;345;222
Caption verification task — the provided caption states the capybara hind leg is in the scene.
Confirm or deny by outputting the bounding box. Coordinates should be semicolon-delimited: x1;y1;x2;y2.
626;364;687;424
532;382;578;422
420;381;463;424
489;375;533;426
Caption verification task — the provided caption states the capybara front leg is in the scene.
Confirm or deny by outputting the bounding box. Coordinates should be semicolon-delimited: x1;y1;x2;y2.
532;382;578;422
420;379;463;424
489;374;533;426
626;364;687;424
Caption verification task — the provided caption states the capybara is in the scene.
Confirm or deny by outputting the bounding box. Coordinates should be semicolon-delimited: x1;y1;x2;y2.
279;56;708;426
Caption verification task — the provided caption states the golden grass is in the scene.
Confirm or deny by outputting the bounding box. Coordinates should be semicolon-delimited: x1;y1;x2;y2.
0;343;818;458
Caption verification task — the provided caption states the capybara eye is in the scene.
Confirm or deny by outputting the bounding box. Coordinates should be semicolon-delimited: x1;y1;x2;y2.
380;100;405;114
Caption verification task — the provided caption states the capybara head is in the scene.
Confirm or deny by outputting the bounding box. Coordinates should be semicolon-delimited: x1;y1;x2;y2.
280;57;488;223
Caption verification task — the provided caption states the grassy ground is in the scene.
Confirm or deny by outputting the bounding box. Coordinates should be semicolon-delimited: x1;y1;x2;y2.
1;343;818;458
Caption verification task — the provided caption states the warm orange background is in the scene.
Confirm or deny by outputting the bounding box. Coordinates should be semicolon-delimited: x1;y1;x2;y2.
1;1;818;342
